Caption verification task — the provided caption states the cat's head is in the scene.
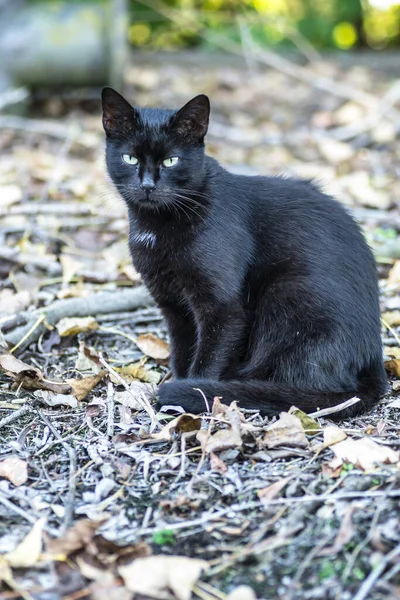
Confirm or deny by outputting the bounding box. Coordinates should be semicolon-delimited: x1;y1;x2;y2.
101;87;210;212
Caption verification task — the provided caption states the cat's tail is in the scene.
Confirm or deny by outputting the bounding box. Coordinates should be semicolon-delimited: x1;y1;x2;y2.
158;376;387;419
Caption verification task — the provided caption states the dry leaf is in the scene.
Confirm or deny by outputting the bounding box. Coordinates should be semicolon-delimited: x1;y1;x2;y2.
289;407;320;431
382;311;400;327
68;371;107;401
227;586;257;600
151;413;202;442
388;261;400;284
322;425;348;449
114;381;157;410
135;333;170;360
114;362;160;384
75;341;102;374
331;437;399;471
0;354;72;394
47;518;107;557
210;452;228;474
197;426;242;454
0;556;13;586
5;518;45;568
0;184;22;208
322;456;343;478
57;316;99;337
0;289;31;317
119;555;207;600
385;359;400;377
34;390;79;408
60;254;83;287
196;402;243;454
319;505;355;556
0;457;28;487
261;413;309;449
384;346;400;360
257;477;291;503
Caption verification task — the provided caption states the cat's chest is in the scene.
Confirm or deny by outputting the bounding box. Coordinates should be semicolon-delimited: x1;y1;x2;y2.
129;229;190;281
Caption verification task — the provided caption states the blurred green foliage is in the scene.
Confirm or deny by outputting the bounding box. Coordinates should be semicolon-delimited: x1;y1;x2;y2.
127;0;400;50
29;0;400;50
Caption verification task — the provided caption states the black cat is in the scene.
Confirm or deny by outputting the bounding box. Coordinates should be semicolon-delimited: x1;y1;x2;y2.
102;87;387;418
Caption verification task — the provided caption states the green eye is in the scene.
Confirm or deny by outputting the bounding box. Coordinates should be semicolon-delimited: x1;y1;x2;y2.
122;154;138;165
162;157;179;168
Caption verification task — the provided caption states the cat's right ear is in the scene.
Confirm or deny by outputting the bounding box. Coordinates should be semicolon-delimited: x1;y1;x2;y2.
101;87;137;137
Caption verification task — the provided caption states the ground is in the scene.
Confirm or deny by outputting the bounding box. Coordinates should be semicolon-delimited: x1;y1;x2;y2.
1;50;400;600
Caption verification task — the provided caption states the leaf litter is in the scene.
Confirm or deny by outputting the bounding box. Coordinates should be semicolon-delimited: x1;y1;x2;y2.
0;53;400;600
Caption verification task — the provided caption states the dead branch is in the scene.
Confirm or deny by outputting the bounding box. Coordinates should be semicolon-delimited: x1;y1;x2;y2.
3;286;153;350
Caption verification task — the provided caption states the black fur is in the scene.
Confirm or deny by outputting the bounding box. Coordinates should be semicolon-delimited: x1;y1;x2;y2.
102;87;387;418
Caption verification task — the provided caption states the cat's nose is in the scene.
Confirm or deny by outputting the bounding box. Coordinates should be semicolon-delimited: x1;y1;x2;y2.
140;175;156;192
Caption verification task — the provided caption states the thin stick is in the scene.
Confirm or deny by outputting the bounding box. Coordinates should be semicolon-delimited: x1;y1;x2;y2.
0;404;32;429
106;381;115;439
352;541;400;600
308;396;361;418
37;410;77;532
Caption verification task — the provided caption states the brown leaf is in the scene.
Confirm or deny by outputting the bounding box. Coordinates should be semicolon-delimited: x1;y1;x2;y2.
152;413;202;442
385;359;400;377
0;457;28;487
118;555;207;600
0;353;72;394
322;457;343;478
257;477;291;503
261;413;309;449
135;333;170;360
47;518;107;557
68;371;107;401
210;452;228;474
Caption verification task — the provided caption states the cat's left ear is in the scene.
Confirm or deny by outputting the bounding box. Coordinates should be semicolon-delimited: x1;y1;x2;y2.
101;87;138;137
171;95;210;142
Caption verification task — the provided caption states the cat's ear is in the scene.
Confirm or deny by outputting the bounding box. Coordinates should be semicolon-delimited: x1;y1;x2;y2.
171;94;210;142
101;87;138;137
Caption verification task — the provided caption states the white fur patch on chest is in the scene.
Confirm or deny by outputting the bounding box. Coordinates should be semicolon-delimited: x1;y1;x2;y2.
131;231;157;248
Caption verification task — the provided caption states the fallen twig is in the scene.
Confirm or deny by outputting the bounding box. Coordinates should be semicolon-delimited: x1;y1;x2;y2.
308;396;361;418
3;286;153;350
0;403;32;429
